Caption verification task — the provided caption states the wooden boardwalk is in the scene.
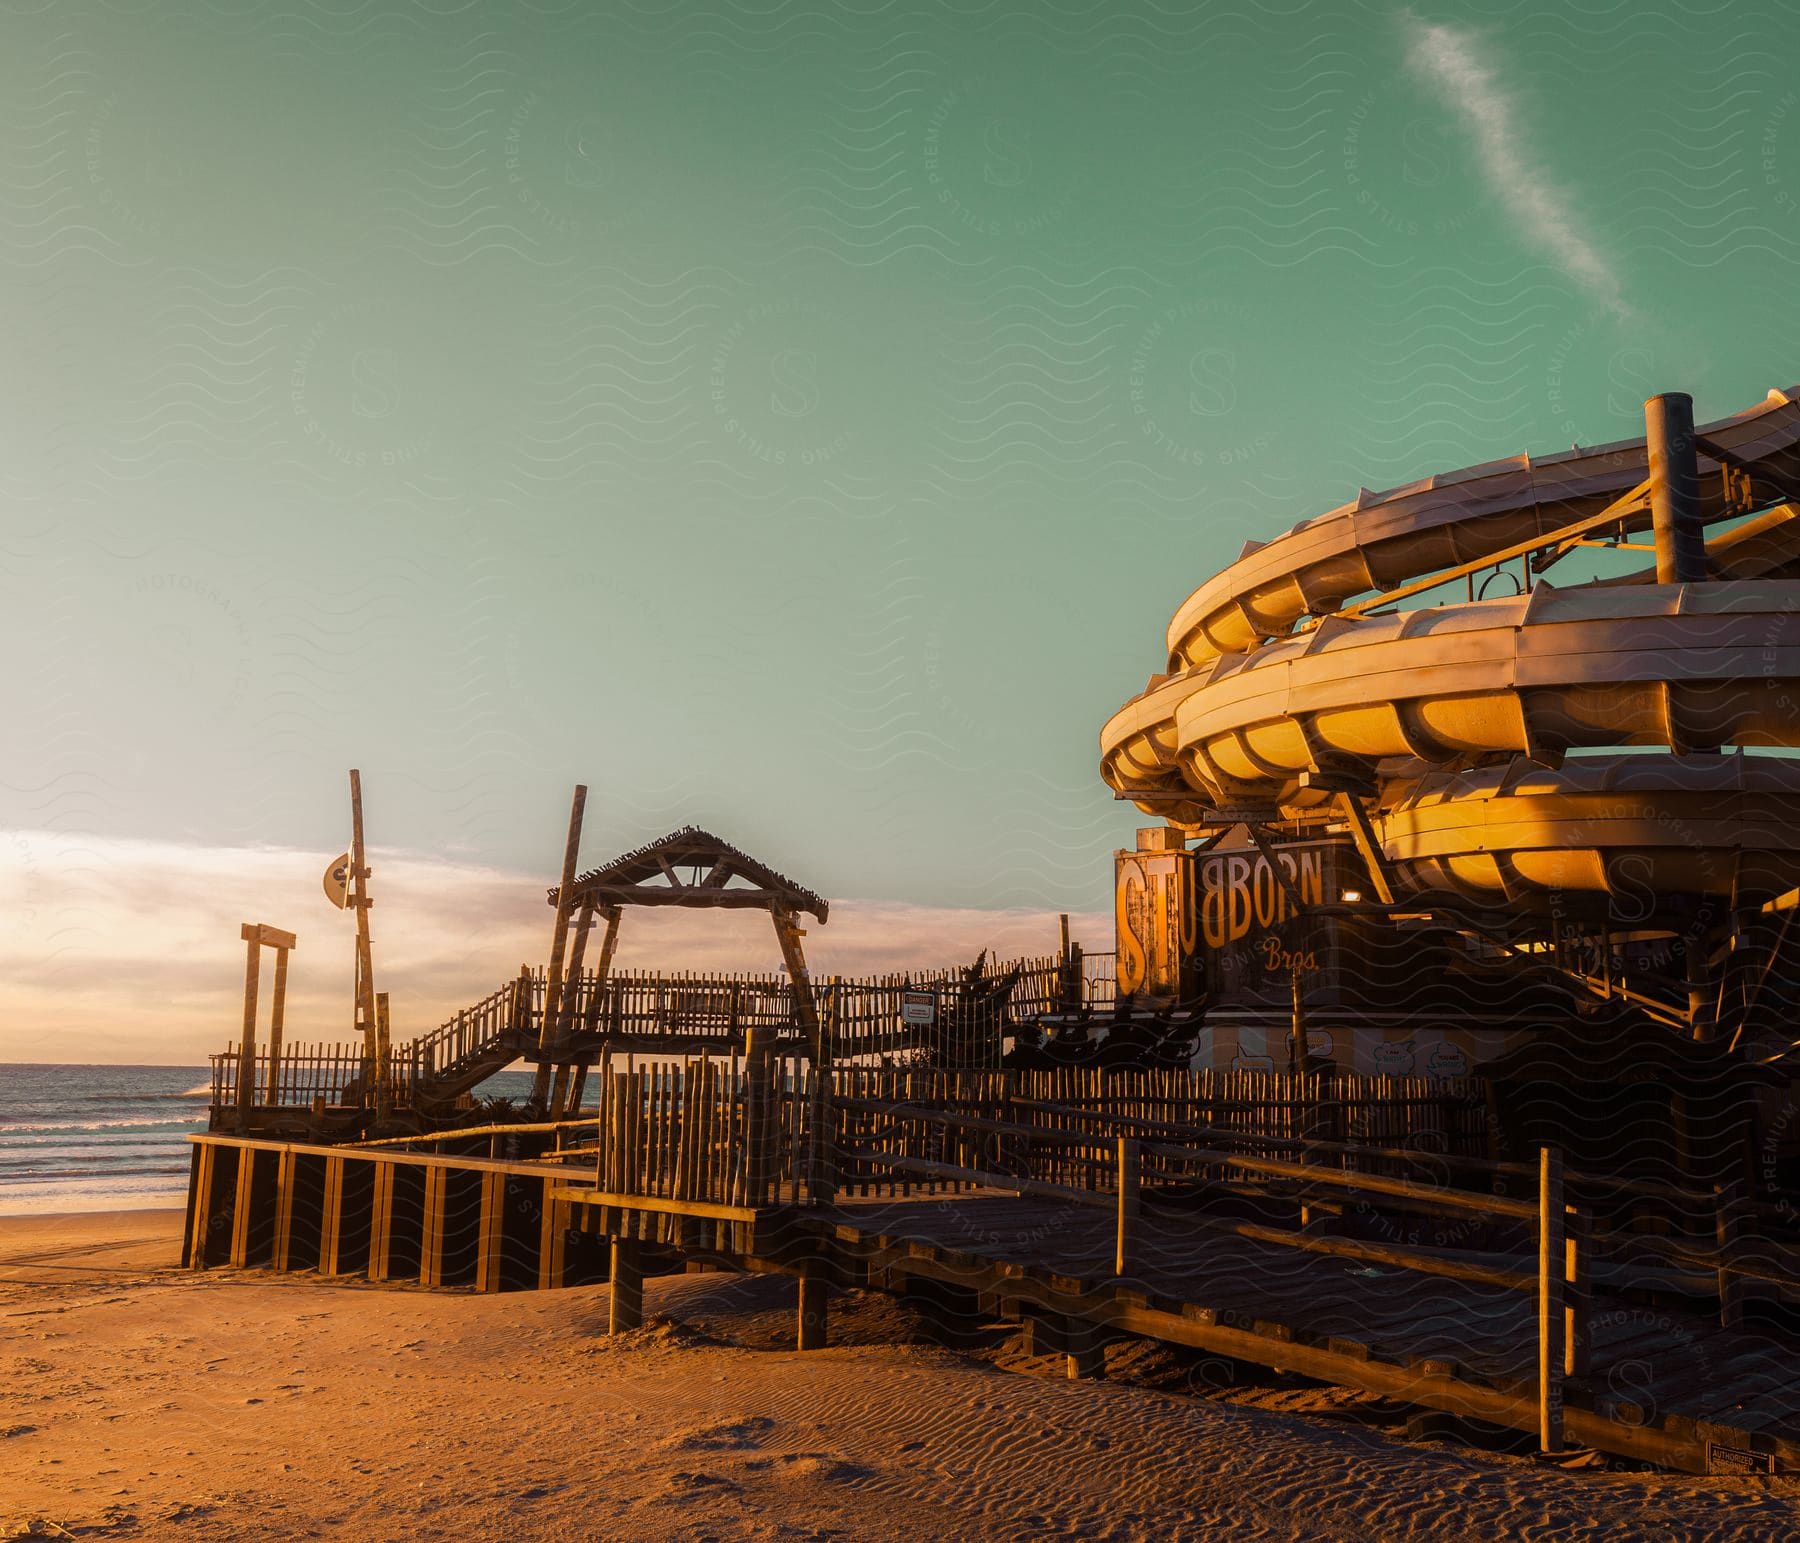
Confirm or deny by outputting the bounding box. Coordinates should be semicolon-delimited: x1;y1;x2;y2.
183;1057;1800;1478
814;1192;1800;1473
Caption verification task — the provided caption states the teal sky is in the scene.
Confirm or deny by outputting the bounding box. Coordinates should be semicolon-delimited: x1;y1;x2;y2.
5;0;1799;911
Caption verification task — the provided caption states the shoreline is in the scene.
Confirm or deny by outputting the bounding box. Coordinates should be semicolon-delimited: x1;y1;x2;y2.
3;1209;1797;1541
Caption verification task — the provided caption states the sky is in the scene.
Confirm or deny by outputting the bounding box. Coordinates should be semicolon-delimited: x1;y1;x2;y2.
5;0;1800;1059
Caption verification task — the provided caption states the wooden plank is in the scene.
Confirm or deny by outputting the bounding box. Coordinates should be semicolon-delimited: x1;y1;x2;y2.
554;1187;762;1223
318;1156;346;1275
271;1148;297;1271
367;1163;397;1283
236;932;260;1129
1539;1147;1565;1453
267;947;291;1103
475;1173;505;1293
420;1166;448;1288
1116;1137;1139;1277
188;1143;218;1270
228;1149;257;1267
537;1180;569;1290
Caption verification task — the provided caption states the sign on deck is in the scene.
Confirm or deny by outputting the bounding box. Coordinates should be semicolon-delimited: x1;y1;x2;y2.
900;989;936;1025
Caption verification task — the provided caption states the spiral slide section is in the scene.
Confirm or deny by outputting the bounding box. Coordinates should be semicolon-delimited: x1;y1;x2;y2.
1101;387;1800;919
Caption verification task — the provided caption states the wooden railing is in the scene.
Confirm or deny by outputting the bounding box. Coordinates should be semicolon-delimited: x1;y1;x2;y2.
810;1066;1800;1454
209;1045;424;1109
218;951;1109;1112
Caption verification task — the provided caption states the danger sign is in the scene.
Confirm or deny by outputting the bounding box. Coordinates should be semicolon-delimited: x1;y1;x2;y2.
900;990;936;1025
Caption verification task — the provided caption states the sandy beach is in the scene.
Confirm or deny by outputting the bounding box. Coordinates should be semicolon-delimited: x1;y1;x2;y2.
0;1211;1795;1541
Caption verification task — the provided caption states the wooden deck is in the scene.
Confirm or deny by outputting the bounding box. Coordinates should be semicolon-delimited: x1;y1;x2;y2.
185;1118;1800;1479
812;1192;1800;1475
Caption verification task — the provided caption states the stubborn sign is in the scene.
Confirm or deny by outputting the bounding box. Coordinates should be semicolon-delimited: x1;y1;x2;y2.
1198;847;1327;948
1115;833;1196;1002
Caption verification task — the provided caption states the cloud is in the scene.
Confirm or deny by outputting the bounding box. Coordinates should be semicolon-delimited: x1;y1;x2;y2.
1403;18;1628;315
0;831;1108;1063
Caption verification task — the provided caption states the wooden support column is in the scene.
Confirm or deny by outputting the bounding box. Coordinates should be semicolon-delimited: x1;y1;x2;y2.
609;1237;643;1332
265;944;290;1105
1116;1137;1140;1277
272;1149;298;1271
549;898;598;1116
537;1178;570;1291
420;1166;449;1288
582;906;622;1033
476;1173;505;1293
229;1149;258;1267
1716;1181;1746;1328
349;770;379;1102
771;906;833;1204
375;992;393;1124
1066;1321;1105;1381
187;1143;221;1269
1565;1203;1591;1378
1538;1146;1565;1453
318;1156;347;1276
236;929;261;1131
534;785;588;1107
368;1162;398;1282
797;1267;828;1350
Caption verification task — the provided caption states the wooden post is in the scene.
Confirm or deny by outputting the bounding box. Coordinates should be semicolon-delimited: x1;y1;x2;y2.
537;1178;570;1290
1716;1181;1746;1328
229;1150;257;1267
1538;1146;1565;1452
349;770;379;1102
368;1162;397;1282
375;992;393;1123
550;899;598;1117
1116;1137;1140;1277
237;926;261;1130
1066;1320;1105;1380
772;907;832;1204
797;1266;828;1350
1564;1203;1590;1378
609;1237;643;1332
272;1149;298;1271
188;1143;220;1269
476;1173;505;1293
534;785;587;1106
318;1156;346;1276
266;944;290;1105
582;906;622;1033
420;1167;448;1288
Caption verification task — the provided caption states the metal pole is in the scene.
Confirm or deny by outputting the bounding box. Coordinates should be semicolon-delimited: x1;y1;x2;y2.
1645;392;1706;584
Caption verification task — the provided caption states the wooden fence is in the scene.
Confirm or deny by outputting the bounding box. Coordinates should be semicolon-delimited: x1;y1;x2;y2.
592;1053;816;1209
225;951;1093;1111
209;1044;423;1110
823;1066;1490;1198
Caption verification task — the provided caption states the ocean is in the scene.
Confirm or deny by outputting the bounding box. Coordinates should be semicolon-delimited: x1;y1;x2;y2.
1;1064;212;1215
0;1063;547;1216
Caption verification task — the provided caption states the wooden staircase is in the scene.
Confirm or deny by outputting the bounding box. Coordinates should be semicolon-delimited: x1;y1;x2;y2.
405;972;540;1109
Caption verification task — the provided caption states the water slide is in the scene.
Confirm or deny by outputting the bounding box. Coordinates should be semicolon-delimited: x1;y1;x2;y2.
1101;387;1800;920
